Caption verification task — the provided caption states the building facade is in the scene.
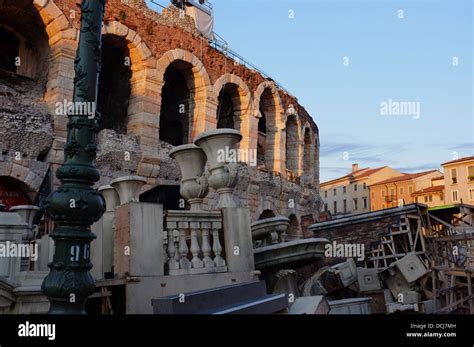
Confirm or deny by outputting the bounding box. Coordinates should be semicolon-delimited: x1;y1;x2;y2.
370;170;443;210
412;176;445;208
0;0;321;238
442;156;474;205
320;164;402;217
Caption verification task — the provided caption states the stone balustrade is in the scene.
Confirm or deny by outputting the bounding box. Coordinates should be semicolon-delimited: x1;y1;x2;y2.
164;210;227;275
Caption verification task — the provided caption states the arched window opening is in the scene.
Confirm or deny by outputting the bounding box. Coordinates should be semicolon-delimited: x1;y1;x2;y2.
258;209;276;220
217;84;240;129
159;64;191;146
0;3;50;82
258;88;276;169
0;27;19;73
97;35;132;134
285;115;298;173
257;110;266;167
303;128;312;175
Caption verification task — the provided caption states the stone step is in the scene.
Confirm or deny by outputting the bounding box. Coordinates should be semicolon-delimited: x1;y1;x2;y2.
152;281;287;314
205;293;287;314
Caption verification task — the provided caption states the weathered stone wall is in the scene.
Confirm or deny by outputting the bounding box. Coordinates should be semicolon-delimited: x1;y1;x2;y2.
0;0;322;232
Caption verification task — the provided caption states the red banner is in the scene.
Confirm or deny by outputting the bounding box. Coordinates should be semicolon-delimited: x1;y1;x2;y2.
0;182;30;209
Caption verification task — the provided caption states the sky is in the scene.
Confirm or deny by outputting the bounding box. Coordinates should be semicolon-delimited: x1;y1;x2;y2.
148;0;473;182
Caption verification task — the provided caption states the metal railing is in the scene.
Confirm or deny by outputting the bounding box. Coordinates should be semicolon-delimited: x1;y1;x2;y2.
209;32;290;95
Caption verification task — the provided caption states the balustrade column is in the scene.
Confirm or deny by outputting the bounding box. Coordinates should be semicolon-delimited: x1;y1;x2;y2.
190;222;203;269
201;222;214;268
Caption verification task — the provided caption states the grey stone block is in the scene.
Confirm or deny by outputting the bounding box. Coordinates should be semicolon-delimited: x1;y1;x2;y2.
393;252;428;283
357;267;381;292
332;258;357;287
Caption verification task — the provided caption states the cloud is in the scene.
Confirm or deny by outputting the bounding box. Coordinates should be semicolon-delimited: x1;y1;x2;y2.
394;163;442;173
320;137;407;165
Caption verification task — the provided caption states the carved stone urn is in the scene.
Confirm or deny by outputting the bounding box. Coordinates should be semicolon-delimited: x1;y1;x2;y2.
9;205;40;241
98;185;120;212
194;129;242;208
251;216;290;247
110;175;147;205
169;144;209;211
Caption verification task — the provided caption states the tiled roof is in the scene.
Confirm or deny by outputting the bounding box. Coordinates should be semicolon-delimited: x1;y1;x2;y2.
441;155;474;166
321;166;387;186
370;170;439;186
412;185;444;195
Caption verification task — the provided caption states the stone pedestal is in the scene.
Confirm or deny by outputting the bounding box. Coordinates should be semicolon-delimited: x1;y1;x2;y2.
0;212;27;281
114;202;164;277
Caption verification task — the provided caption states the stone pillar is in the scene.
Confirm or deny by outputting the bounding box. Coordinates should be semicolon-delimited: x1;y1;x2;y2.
91;186;119;280
221;207;255;273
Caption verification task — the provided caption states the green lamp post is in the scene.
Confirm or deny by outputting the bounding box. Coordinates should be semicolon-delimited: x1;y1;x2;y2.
41;0;107;314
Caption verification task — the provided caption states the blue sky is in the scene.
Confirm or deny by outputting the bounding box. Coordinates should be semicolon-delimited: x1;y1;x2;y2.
148;0;473;182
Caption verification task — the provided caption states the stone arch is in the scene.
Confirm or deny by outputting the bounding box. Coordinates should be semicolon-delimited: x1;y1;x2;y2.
284;107;301;176
101;21;161;153
213;74;252;153
30;0;77;106
0;162;48;203
157;48;213;143
254;81;285;173
0;0;72;175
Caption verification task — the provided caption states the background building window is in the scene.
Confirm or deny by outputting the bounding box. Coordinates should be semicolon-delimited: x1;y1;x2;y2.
409;186;413;194
333;201;337;214
354;184;357;191
363;197;367;209
363;182;367;189
451;168;457;184
469;189;474;201
343;186;346;194
452;190;459;202
468;166;474;181
400;187;404;195
333;188;337;196
353;198;358;210
324;191;328;198
343;199;347;213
